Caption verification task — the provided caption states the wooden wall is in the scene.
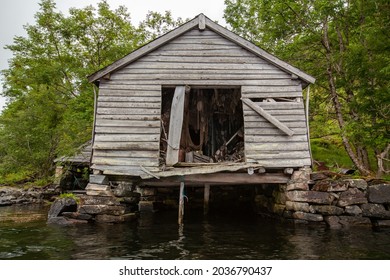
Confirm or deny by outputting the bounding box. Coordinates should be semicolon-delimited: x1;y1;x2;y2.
91;28;311;176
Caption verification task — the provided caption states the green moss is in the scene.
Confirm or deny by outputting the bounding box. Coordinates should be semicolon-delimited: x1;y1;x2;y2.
311;137;353;170
58;192;80;203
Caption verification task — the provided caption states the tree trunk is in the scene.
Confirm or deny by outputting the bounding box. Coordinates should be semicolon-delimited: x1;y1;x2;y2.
322;18;371;176
376;144;390;178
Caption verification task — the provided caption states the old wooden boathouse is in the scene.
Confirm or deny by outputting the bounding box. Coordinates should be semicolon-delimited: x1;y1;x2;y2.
85;14;315;221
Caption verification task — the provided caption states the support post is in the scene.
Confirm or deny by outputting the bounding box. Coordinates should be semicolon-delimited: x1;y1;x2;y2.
178;181;185;225
204;184;210;215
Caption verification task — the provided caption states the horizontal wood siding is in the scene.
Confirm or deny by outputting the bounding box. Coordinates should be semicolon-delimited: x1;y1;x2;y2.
242;96;311;167
92;28;311;175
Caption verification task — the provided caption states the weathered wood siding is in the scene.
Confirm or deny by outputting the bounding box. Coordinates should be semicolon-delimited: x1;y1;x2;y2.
92;28;311;175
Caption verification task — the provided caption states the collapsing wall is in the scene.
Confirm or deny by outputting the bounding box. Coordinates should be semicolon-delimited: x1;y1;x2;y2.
160;87;244;165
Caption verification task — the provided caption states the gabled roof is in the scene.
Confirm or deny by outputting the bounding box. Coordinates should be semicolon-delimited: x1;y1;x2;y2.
88;14;315;85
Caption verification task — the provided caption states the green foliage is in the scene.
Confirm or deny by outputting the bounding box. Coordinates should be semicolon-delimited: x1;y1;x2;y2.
0;0;182;181
311;137;353;170
224;0;390;176
58;192;79;203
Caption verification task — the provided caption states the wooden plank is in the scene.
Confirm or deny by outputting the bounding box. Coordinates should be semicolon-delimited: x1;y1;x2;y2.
253;102;304;109
93;142;159;151
204;184;210;215
95;126;160;134
109;73;291;81
245;109;304;115
242;85;302;93
137;55;269;64
91;164;160;176
147;49;255;57
178;181;185;225
241;92;303;98
117;68;284;75
98;89;161;96
244;121;307;128
198;13;206;30
98;96;160;102
246;151;311;159
242;98;294;136
96;115;160;121
97;108;160;115
245;158;312;168
93;150;158;158
166;86;186;166
99;102;160;109
92;157;159;167
244;115;306;122
94;134;159;142
245;127;307;135
245;135;308;143
96;119;160;127
245;142;309;151
98;84;160;92
124;62;277;71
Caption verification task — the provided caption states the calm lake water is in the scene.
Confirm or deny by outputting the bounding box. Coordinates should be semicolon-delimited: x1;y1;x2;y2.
1;204;390;260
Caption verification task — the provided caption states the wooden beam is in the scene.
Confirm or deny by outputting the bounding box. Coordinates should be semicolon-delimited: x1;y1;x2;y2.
166;86;186;166
241;98;294;136
140;172;290;186
198;14;206;30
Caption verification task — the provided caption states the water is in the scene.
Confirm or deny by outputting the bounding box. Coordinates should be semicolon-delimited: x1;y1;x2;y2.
1;205;390;260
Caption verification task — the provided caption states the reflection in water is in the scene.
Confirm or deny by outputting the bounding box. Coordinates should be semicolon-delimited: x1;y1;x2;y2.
0;205;390;260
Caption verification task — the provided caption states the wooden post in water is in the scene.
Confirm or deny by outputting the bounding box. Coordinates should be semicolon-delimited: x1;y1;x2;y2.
178;181;185;225
204;184;210;215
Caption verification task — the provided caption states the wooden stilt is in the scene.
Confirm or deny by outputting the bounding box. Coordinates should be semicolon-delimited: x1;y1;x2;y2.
204;184;210;215
178;181;185;225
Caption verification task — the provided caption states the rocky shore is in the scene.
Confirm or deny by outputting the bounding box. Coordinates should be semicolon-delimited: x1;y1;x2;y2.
0;186;59;206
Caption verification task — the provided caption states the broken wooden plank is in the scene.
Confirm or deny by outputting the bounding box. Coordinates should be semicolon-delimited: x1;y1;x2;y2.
166;86;186;166
241;98;294;136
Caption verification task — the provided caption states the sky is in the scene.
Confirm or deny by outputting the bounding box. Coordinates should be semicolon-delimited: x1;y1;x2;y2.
0;0;227;112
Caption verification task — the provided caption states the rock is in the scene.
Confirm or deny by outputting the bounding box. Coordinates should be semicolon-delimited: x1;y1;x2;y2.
272;190;287;204
367;184;390;204
118;195;141;205
271;204;285;215
285;201;312;213
85;184;113;197
338;216;372;227
343;179;367;191
286;190;335;204
311;205;344;215
47;216;88;225
374;220;390;227
113;184;134;197
79;195;120;206
95;213;137;223
345;205;362;216
78;205;125;216
89;174;109;185
337;188;367;207
324;216;342;229
47;198;77;218
310;172;330;181
286;182;309;191
62;212;92;220
312;179;348;192
361;203;390;219
0;199;13;206
292;211;323;222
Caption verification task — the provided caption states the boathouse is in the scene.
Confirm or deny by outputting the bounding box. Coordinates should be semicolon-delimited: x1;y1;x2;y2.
87;14;315;189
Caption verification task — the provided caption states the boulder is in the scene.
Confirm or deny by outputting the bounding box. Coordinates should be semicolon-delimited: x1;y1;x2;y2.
272;190;287;204
367;184;390;204
337;188;367;207
374;220;390;227
292;211;323;222
311;205;344;216
345;205;362;216
286;182;309;191
286;190;335;204
85;184;113;197
310;172;330;181
79;195;120;206
113;183;133;197
47;216;88;225
361;203;390;219
62;212;92;221
47;198;77;218
271;204;285;215
89;174;109;185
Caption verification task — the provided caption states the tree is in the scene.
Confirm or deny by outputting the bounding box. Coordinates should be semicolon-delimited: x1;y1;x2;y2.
0;0;182;181
224;0;390;176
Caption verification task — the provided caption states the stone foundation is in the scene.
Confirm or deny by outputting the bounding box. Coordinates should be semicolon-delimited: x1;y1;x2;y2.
254;168;390;229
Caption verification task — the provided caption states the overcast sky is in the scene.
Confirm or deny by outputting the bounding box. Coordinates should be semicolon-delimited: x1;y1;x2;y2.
0;0;226;111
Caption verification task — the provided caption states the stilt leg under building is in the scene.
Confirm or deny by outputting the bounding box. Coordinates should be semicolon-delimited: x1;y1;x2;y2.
178;181;185;225
204;184;210;215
